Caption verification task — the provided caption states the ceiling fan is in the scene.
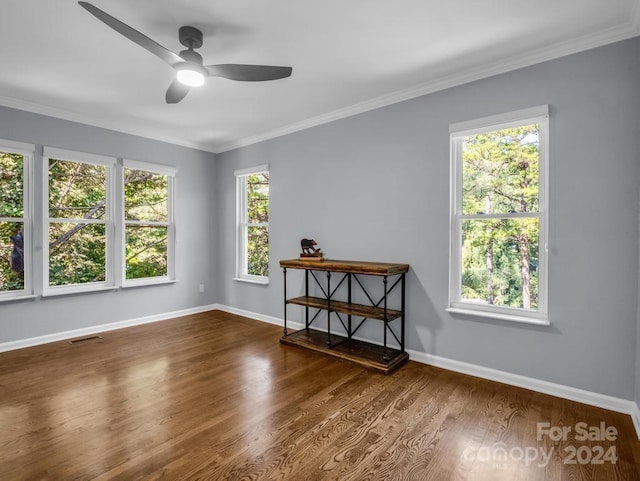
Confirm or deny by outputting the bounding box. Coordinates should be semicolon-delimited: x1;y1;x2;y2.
78;2;293;104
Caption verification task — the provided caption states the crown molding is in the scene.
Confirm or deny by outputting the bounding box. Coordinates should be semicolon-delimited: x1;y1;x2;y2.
1;11;639;156
633;0;640;30
217;18;640;153
0;96;212;154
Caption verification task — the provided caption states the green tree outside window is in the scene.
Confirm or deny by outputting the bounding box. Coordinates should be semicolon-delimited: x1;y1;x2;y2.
246;173;269;277
460;125;541;309
0;151;25;292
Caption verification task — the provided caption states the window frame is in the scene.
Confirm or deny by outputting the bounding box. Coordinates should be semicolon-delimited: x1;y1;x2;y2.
448;105;549;325
121;159;177;287
234;164;269;284
42;147;116;296
0;139;35;302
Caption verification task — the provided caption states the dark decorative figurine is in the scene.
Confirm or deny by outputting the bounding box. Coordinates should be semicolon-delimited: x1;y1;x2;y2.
10;231;24;273
300;238;324;260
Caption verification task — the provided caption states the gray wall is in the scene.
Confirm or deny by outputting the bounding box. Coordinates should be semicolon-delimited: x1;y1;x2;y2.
637;183;640;409
0;107;218;344
217;38;640;401
1;39;638;404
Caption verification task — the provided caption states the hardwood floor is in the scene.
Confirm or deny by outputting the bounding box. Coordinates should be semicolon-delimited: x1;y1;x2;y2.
0;310;638;480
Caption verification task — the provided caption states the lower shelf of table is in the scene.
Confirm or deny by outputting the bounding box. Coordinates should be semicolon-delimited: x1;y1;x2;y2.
280;328;409;375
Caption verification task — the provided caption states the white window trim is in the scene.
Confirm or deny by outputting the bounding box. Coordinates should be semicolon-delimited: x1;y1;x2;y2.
121;278;178;288
41;285;119;298
0;145;178;300
42;147;116;294
235;164;269;284
121;159;177;287
232;276;269;285
0;140;34;301
448;105;549;325
44;147;116;167
123;159;178;176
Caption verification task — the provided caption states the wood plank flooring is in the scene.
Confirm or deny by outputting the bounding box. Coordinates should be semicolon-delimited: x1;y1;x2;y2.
0;310;638;480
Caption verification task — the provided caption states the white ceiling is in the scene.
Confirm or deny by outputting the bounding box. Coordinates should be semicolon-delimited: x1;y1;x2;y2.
1;1;638;154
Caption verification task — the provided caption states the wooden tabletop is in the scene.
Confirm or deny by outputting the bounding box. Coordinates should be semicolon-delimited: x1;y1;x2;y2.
279;258;409;276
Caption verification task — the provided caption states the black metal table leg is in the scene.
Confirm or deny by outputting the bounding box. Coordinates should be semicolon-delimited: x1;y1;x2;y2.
305;269;309;328
283;267;288;336
326;271;332;348
382;276;389;362
401;273;406;353
347;273;352;339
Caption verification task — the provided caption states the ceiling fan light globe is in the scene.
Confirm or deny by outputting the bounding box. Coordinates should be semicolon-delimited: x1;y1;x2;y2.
177;68;205;87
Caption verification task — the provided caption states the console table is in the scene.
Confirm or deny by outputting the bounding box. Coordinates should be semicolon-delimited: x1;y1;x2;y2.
279;258;410;374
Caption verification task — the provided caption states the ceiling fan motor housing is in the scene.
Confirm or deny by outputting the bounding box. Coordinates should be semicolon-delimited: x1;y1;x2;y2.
179;48;203;64
179;26;203;49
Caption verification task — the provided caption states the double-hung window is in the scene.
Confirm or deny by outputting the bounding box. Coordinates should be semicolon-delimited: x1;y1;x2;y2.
2;145;175;298
449;106;549;324
0;140;33;300
123;160;176;285
44;147;115;294
235;165;269;283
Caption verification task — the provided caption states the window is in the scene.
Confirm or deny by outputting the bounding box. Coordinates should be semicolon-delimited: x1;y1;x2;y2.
0;140;33;300
449;106;548;324
123;160;175;285
1;144;175;299
235;165;269;283
44;148;115;293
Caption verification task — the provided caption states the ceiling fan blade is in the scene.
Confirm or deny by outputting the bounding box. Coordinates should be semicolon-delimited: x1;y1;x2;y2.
78;1;183;67
165;80;190;104
205;64;292;81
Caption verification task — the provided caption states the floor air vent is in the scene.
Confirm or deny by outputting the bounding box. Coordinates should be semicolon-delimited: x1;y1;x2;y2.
68;335;103;345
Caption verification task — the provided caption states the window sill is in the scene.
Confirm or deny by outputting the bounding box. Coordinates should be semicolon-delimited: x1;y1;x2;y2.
446;307;550;326
122;278;178;289
233;277;269;286
42;285;118;298
0;294;38;304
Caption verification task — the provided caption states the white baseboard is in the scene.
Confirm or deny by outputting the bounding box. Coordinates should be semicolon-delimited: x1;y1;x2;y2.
216;304;640;440
3;302;640;441
0;304;219;353
407;349;636;416
213;303;297;330
632;402;640;440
